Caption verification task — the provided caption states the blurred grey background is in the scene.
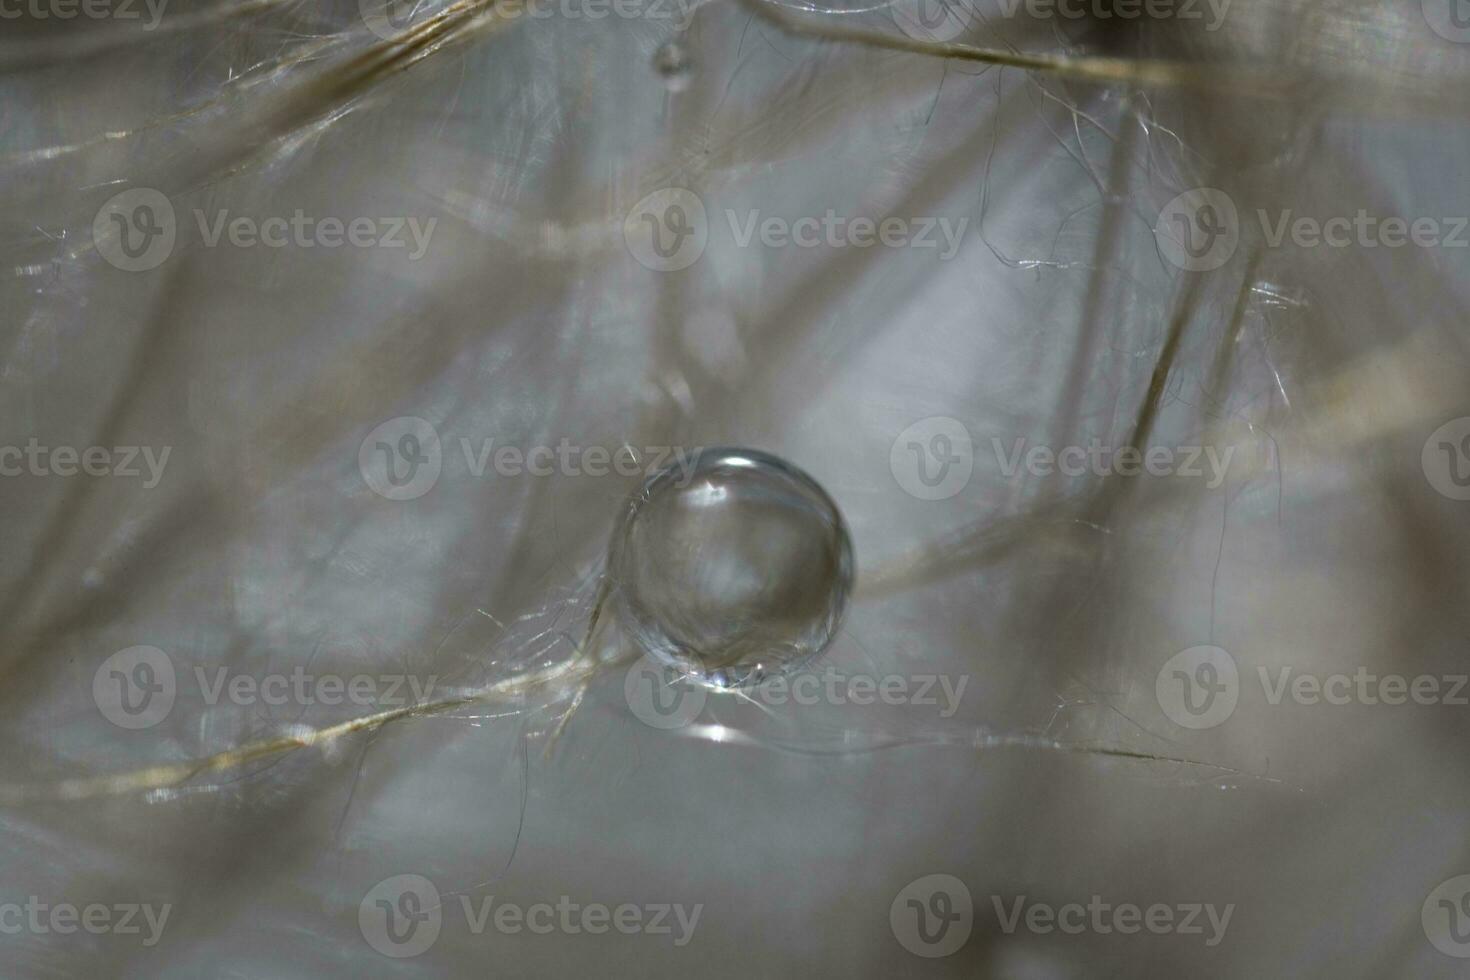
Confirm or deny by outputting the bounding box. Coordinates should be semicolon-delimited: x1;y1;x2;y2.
2;0;1470;975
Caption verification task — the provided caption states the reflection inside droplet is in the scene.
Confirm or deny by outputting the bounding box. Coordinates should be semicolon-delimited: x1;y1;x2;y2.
652;40;693;92
609;448;854;689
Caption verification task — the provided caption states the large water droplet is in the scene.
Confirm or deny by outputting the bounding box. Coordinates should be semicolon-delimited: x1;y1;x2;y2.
609;448;854;690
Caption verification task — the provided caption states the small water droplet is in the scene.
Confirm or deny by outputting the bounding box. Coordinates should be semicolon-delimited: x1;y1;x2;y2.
652;40;693;92
608;448;854;689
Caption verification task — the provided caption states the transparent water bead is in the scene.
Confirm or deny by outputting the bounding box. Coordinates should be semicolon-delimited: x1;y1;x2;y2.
609;448;854;690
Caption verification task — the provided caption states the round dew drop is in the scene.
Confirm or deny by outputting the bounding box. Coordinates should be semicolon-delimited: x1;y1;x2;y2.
608;447;854;690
